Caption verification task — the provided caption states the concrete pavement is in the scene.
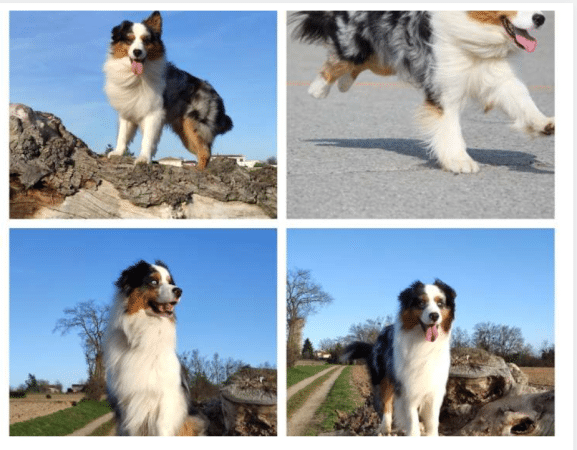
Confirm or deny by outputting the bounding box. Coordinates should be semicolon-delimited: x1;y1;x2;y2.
286;12;555;219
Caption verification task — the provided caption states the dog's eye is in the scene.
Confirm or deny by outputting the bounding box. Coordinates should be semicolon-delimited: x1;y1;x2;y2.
150;280;158;286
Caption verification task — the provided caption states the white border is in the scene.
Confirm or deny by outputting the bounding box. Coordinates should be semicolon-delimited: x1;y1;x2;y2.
2;2;574;447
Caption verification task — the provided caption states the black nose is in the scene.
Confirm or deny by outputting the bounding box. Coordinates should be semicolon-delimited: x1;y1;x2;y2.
173;287;182;298
133;49;143;58
429;312;440;322
532;14;545;28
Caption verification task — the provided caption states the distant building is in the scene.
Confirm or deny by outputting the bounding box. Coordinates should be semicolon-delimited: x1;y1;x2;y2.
314;351;331;360
217;154;261;168
157;157;184;167
69;384;86;393
159;154;265;168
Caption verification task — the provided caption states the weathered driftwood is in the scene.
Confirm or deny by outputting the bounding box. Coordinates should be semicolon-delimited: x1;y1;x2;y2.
219;368;277;436
442;348;553;436
9;103;277;219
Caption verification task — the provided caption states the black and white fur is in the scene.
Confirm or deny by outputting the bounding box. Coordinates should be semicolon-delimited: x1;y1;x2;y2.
104;11;232;169
103;260;190;436
343;280;456;436
292;11;554;173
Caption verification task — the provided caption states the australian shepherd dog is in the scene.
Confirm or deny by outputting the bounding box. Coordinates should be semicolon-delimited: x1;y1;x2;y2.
291;11;554;173
104;11;233;169
103;260;207;436
343;280;456;436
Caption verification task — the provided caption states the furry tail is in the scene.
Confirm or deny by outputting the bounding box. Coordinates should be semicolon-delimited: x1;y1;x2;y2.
341;341;374;364
290;11;337;44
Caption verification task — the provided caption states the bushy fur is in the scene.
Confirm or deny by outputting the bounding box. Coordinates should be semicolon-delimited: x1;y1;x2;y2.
104;11;232;169
104;260;190;436
343;279;456;436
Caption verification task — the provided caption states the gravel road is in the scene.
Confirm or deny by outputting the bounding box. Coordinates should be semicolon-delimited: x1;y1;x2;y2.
287;365;346;436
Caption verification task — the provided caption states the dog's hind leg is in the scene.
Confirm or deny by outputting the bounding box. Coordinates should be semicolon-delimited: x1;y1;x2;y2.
174;117;213;170
309;56;358;99
338;55;396;93
376;378;395;436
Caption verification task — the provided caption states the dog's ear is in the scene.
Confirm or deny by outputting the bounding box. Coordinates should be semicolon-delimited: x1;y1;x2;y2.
434;279;457;305
143;11;162;35
398;280;424;309
115;260;150;293
111;20;132;43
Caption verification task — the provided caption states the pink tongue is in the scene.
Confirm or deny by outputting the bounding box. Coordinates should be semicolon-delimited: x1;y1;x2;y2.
426;325;439;342
131;60;144;75
516;34;537;53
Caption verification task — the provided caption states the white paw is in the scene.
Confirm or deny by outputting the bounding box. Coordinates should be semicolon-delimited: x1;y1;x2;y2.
440;157;480;174
337;74;354;92
308;75;331;99
134;154;151;165
107;149;124;158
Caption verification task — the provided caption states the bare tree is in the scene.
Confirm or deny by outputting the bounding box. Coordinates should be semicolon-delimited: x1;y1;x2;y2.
345;316;392;344
286;269;334;367
472;322;524;357
451;326;471;349
53;300;110;386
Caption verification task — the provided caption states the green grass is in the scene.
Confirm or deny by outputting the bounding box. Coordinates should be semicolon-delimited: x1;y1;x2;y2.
287;364;334;387
287;367;338;419
10;399;112;436
304;366;365;436
89;418;116;436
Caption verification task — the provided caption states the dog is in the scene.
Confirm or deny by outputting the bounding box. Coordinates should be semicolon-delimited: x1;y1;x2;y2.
291;11;555;173
104;11;233;169
103;260;207;436
342;280;456;436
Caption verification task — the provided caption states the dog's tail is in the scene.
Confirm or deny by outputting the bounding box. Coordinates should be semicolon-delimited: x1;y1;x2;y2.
341;341;374;364
214;98;233;136
290;11;337;44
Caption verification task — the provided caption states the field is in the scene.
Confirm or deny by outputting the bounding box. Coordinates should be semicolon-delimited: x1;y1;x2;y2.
10;393;85;425
520;367;555;387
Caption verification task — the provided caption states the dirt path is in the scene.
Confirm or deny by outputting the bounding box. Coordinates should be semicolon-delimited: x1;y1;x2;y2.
288;365;346;436
287;366;340;399
67;412;114;436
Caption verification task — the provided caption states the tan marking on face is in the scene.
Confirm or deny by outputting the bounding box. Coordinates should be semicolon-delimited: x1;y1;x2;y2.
440;308;454;333
401;307;422;331
467;11;518;26
112;42;130;59
144;40;164;61
125;272;160;314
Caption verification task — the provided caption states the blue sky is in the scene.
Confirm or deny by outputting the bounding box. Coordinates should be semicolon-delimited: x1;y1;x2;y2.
9;10;277;162
10;228;277;390
287;229;554;352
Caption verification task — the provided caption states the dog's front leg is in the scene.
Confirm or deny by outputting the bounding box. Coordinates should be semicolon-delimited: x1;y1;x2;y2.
109;117;137;158
418;102;480;174
421;394;443;436
137;110;165;164
482;61;554;136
